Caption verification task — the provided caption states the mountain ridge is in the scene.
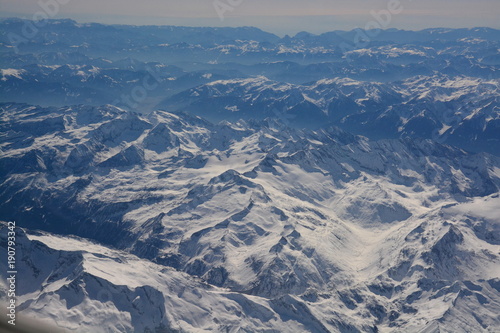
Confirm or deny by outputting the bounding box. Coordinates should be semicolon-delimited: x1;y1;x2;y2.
1;103;499;332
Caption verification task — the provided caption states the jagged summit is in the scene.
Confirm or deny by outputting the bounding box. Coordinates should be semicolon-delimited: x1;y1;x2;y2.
0;103;499;332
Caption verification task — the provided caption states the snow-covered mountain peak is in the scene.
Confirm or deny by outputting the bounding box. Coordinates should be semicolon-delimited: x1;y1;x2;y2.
1;103;499;332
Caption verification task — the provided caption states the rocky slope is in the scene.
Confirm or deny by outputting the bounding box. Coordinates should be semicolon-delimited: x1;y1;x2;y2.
1;103;499;332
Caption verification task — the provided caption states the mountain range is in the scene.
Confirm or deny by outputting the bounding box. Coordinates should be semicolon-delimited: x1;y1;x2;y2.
0;19;499;332
1;102;499;332
1;19;499;155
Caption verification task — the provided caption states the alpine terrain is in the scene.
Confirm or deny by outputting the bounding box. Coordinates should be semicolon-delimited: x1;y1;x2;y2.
0;19;499;333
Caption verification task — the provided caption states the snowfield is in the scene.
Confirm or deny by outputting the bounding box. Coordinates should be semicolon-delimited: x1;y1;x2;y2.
0;103;499;332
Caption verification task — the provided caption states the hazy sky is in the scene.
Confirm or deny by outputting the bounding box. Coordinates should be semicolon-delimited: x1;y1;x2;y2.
1;0;499;35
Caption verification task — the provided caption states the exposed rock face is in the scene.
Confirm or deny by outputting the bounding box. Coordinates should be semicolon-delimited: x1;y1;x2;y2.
0;103;499;332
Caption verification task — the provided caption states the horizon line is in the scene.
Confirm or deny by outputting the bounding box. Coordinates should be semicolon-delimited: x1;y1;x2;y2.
1;15;499;38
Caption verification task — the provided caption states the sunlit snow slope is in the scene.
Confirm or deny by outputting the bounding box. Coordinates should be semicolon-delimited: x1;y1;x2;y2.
0;103;499;332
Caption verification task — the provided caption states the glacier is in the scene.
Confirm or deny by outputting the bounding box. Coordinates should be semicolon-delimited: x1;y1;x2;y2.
0;103;499;332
